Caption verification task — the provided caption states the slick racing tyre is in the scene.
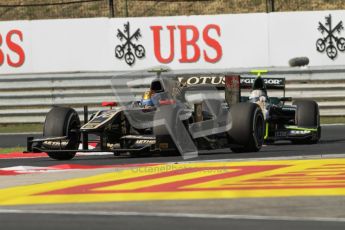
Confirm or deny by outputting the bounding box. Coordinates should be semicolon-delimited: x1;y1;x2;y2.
292;100;321;144
43;107;81;160
229;103;265;153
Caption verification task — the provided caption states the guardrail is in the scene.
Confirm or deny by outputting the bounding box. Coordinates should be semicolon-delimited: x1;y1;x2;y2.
1;67;345;124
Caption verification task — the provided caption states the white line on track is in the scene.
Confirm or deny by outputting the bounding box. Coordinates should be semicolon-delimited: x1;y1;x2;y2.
76;152;113;156
0;209;344;222
174;153;345;164
0;132;42;136
321;123;345;126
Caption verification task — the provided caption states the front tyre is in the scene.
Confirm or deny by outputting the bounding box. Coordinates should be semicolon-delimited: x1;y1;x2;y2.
43;107;81;160
292;100;321;144
229;103;265;153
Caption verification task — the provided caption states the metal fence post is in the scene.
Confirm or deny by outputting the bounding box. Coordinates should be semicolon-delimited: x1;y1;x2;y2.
271;0;275;12
109;0;115;17
125;0;129;17
266;0;275;13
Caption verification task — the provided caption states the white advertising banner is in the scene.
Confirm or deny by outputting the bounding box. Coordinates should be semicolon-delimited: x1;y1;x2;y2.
0;10;345;74
108;13;269;71
269;10;345;66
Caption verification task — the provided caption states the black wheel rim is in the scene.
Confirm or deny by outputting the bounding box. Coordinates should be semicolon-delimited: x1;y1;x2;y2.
67;114;80;150
254;113;264;146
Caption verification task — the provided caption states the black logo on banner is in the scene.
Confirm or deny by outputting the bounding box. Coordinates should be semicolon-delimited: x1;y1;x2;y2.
115;22;145;66
316;14;345;60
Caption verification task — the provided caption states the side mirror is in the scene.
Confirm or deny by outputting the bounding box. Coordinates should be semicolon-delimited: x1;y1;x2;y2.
280;97;292;102
101;101;117;109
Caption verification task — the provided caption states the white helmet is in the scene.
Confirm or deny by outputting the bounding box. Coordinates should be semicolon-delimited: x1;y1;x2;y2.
249;90;267;102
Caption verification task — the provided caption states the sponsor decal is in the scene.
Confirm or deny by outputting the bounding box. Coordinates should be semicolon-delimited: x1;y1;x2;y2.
2;159;345;205
240;77;284;86
178;75;225;85
124;135;156;140
177;76;284;87
0;29;25;68
115;22;146;66
316;14;345;60
135;139;156;145
275;131;288;137
150;24;222;64
282;107;296;111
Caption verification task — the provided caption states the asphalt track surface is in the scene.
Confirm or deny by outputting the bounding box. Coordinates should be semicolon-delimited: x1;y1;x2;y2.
0;132;41;148
1;212;345;230
1;124;345;230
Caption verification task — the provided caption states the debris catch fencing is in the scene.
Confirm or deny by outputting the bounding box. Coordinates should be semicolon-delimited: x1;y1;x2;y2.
1;0;345;21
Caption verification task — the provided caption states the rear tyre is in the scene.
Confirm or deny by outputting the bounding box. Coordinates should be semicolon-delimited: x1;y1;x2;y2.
292;100;321;144
229;103;265;153
43;107;81;160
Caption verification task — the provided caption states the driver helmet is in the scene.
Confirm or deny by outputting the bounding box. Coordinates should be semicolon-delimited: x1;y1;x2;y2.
141;90;155;107
249;89;267;103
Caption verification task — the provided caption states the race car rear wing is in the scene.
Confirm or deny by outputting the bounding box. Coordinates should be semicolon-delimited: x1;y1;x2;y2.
177;74;286;105
177;75;285;90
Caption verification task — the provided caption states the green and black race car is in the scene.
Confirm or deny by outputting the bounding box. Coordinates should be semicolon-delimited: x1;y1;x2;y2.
241;70;321;144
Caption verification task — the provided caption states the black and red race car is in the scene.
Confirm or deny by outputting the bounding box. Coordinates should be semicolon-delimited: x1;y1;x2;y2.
27;69;265;160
